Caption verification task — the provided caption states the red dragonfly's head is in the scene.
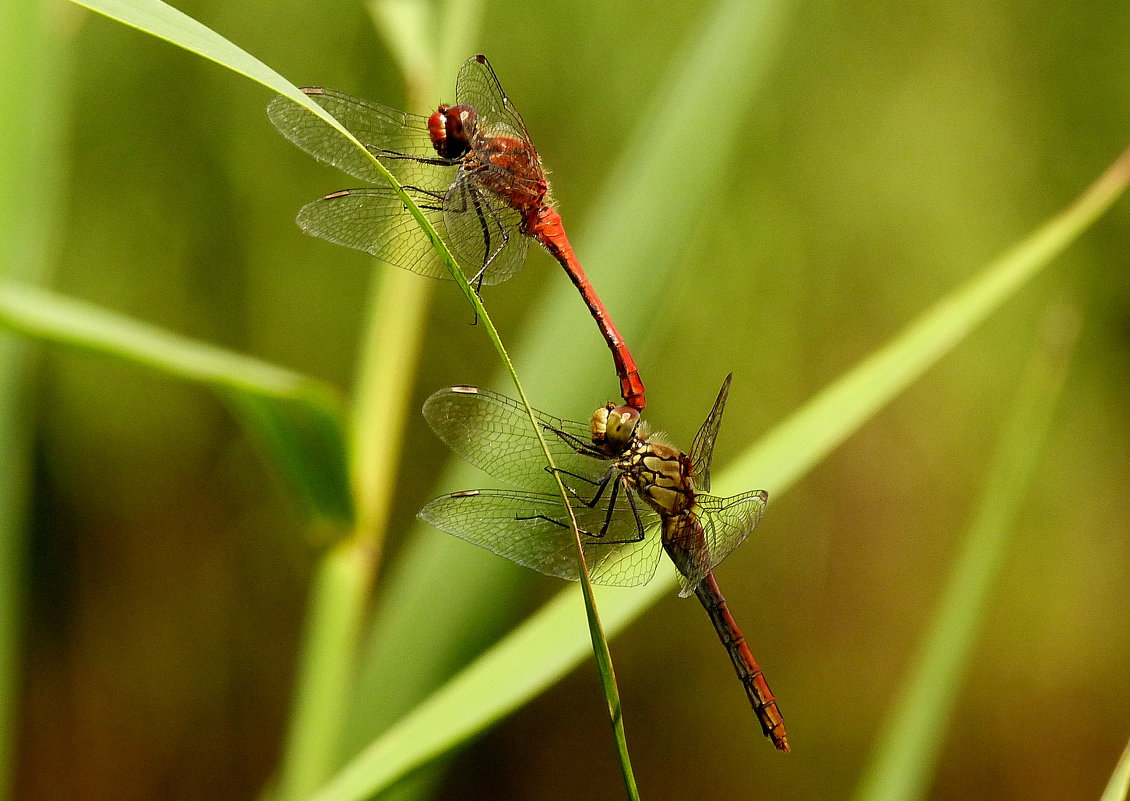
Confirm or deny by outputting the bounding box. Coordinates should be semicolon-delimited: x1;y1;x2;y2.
428;104;477;160
590;403;643;456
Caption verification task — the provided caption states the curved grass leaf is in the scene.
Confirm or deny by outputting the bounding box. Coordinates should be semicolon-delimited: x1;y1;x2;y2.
1101;737;1130;801
851;305;1080;801
0;282;352;523
69;0;353;141
68;0;469;308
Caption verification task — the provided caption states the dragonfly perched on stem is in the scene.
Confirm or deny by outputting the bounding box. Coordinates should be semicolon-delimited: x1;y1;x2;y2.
267;54;646;410
418;375;789;751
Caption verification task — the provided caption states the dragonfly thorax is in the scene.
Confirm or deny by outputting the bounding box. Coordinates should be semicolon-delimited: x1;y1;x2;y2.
619;439;697;519
428;104;477;160
472;136;550;217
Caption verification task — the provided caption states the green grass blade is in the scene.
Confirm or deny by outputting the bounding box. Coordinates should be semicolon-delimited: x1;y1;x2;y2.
0;0;71;795
1100;737;1130;801
309;586;636;801
69;0;343;128
301;4;637;793
851;305;1080;801
313;146;1130;801
274;33;439;798
274;541;373;801
721;146;1130;496
224;5;629;793
66;0;469;307
0;282;352;522
469;311;643;800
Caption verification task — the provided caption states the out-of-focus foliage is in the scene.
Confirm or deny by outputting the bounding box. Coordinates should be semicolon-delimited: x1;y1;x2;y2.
3;0;1128;800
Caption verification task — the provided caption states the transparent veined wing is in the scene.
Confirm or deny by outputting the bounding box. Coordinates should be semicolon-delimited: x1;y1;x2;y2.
423;386;612;492
665;489;768;597
440;177;530;286
267;88;445;183
688;373;733;494
294;187;457;280
455;54;533;144
418;489;663;587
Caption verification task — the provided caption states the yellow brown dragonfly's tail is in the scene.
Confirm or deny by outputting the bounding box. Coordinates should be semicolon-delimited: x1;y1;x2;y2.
694;571;789;752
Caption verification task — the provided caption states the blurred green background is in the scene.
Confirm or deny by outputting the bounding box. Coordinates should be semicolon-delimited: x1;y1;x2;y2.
3;0;1129;799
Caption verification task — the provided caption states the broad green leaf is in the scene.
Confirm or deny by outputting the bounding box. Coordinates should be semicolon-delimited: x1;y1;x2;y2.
0;282;352;523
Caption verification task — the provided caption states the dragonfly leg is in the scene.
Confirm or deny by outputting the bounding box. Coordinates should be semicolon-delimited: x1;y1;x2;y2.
548;465;620;510
512;513;603;539
400;185;447;201
511;511;644;546
465;189;503;290
439;183;485;286
595;477;625;537
543;425;605;459
619;483;647;542
586;483;647;543
547;466;602;490
367;148;458;168
548;471;646;545
398;186;448;215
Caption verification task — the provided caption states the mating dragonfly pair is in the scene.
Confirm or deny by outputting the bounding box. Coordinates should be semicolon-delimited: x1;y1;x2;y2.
268;55;788;752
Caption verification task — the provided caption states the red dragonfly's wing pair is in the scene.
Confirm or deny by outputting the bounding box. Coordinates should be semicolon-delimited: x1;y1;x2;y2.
265;56;532;285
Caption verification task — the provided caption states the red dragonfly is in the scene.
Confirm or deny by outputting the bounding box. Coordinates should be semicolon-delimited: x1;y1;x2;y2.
267;54;646;410
418;375;788;751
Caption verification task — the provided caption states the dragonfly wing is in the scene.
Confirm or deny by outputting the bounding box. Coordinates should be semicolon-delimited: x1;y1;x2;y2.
662;489;767;597
688;373;733;494
441;178;529;286
295;187;463;280
423;386;608;491
419;489;662;587
267;89;439;184
670;490;768;597
455;55;533;144
582;492;664;588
